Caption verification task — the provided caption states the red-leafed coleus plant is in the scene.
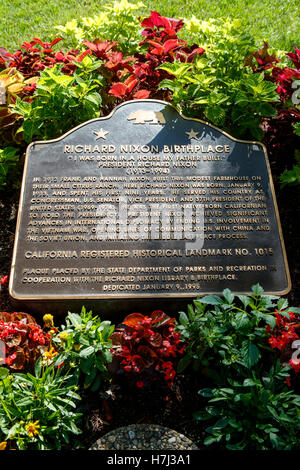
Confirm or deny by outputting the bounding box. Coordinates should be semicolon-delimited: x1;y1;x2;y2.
6;37;89;79
110;310;186;388
84;11;205;102
246;43;300;175
0;312;51;370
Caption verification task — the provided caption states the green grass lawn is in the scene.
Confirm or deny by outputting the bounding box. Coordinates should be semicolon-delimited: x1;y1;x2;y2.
0;0;299;52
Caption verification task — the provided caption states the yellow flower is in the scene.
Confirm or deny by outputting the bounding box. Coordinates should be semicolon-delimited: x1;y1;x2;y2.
43;314;54;328
25;421;40;438
42;347;58;366
60;331;69;341
74;344;81;351
0;442;7;450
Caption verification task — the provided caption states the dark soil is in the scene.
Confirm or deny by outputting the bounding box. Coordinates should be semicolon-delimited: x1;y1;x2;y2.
74;369;208;450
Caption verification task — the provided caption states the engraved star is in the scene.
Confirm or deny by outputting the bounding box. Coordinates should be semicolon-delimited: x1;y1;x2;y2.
185;128;199;140
93;128;109;140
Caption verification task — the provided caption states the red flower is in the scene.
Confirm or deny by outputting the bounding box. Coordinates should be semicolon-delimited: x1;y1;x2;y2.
161;360;173;370
0;275;8;285
289;358;300;373
268;336;278;348
285;376;292;387
111;310;185;388
164;366;176;385
136;380;144;388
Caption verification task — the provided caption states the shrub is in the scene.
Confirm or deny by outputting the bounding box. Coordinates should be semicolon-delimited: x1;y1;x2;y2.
197;361;300;450
0;68;36;146
110;310;185;388
176;284;300;378
177;285;300;449
0;8;299;188
52;307;114;392
104;11;205;103
158;19;280;140
0;147;19;191
0;312;51;370
14;62;103;142
5;38;79;78
246;43;300;183
55;0;144;54
0;360;82;450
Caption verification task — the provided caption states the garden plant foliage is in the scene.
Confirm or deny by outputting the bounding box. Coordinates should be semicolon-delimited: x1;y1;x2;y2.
177;284;300;450
0;285;299;450
0;2;299;191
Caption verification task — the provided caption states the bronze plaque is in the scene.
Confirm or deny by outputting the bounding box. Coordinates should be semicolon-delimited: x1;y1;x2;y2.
9;100;291;311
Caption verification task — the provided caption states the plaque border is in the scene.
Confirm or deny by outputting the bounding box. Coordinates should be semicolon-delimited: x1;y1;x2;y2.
9;99;292;300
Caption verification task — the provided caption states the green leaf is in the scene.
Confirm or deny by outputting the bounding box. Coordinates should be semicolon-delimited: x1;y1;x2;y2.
237;295;250;308
243;378;260;387
205;105;226;126
283;307;300;314
235;312;250;329
179;311;189;326
103;349;112;363
294;122;300;137
67;312;82;327
193;410;211;421
85;92;102;107
251;283;264;296
34;357;42;378
199;388;214;398
223;288;235;304
177;354;191;373
79;346;94;358
90;374;101;392
257;102;277;117
241;341;261;368
204;435;220;446
0;368;9;380
198;295;223;306
263;314;276;329
277;298;288;311
269;432;280;449
158;62;192;78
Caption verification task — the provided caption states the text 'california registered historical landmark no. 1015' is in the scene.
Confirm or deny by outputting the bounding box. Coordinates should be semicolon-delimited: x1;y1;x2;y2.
9;100;291;312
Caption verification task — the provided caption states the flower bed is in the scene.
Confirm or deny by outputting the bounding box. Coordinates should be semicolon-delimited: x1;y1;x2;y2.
0;3;299;191
0;286;299;450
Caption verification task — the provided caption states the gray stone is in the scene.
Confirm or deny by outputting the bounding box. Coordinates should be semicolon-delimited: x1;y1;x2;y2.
89;424;198;450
